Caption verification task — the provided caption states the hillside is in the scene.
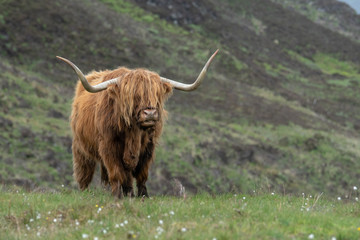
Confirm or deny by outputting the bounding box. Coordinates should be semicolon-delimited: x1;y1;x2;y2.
1;0;360;196
272;0;360;42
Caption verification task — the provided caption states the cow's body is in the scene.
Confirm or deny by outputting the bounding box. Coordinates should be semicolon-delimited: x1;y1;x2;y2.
71;68;172;198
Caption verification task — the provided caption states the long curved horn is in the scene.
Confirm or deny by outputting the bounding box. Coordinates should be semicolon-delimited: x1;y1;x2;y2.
56;56;119;93
160;49;219;91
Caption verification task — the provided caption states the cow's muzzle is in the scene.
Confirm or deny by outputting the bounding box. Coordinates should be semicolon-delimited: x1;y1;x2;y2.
139;108;159;128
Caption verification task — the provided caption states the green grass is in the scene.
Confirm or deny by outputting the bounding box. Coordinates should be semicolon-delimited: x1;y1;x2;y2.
314;53;360;78
1;188;360;239
288;50;360;80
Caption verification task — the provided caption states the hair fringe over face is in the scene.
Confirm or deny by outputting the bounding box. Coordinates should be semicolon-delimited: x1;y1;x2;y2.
103;68;173;129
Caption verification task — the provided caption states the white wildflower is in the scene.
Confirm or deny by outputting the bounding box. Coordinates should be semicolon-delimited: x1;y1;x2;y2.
181;227;187;232
355;197;359;201
147;215;151;219
337;197;341;201
271;192;275;195
169;211;175;215
115;224;119;228
102;229;107;234
29;218;34;222
53;219;57;223
159;220;163;225
354;186;358;190
36;232;40;237
82;233;89;239
120;223;124;227
242;197;246;200
156;226;164;234
308;233;314;239
124;220;128;225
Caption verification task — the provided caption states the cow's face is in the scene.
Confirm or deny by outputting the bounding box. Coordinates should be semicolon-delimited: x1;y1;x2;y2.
133;72;172;129
108;69;173;129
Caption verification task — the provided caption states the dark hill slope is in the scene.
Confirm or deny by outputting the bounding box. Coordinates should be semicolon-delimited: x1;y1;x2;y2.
272;0;360;42
1;0;360;196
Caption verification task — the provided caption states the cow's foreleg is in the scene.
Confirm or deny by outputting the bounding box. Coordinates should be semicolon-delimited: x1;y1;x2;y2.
136;174;149;198
134;139;155;197
99;138;126;199
121;129;141;197
122;171;135;197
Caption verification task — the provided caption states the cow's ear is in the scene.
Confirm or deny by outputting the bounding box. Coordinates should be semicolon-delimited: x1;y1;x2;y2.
107;84;118;99
162;82;173;95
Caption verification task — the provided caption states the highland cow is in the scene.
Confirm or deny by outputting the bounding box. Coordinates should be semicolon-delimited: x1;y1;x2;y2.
57;50;218;198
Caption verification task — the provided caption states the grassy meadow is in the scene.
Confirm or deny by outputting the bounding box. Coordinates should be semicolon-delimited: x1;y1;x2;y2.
1;187;360;239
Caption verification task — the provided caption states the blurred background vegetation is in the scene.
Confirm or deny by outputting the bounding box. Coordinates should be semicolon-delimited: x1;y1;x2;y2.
0;0;360;197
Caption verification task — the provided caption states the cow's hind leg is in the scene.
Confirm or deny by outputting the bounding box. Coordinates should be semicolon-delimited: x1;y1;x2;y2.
73;146;96;190
100;163;109;186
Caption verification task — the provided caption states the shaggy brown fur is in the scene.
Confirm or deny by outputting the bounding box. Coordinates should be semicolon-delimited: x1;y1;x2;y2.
71;67;172;198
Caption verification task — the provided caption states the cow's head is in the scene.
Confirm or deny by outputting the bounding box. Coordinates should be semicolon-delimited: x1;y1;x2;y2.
106;68;173;129
57;50;218;128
